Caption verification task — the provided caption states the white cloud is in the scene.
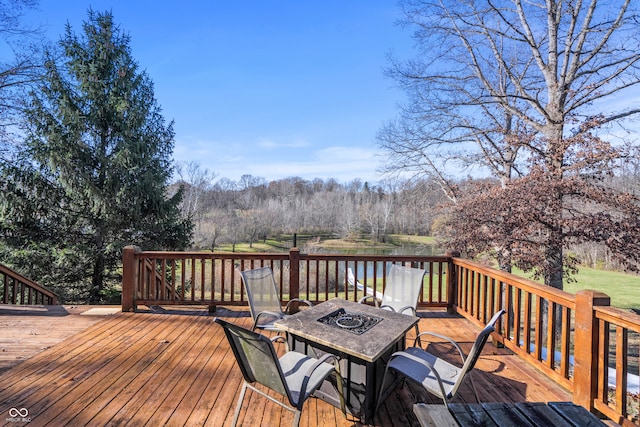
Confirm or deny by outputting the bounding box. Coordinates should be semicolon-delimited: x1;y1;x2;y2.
257;138;311;149
174;137;382;184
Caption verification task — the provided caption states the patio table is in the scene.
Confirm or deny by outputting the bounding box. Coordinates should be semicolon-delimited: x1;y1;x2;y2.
274;298;419;423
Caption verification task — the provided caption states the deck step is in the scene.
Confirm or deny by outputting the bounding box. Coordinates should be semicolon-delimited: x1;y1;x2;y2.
413;404;458;427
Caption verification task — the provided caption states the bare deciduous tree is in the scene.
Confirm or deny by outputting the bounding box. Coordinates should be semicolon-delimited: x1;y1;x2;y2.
380;0;640;288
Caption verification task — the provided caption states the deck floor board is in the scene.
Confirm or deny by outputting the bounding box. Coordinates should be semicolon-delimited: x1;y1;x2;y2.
0;306;578;426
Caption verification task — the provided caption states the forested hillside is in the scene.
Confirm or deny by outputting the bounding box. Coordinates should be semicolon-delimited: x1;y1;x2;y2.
171;166;448;251
172;161;640;276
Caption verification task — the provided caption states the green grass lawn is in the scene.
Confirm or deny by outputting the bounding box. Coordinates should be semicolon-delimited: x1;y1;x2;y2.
514;266;640;311
563;266;640;311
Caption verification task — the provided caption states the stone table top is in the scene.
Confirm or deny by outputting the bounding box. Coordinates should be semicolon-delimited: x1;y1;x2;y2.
275;298;418;363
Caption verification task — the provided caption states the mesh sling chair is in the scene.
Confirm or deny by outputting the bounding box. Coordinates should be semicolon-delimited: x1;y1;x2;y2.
240;267;312;331
375;309;506;412
215;318;339;427
358;264;426;344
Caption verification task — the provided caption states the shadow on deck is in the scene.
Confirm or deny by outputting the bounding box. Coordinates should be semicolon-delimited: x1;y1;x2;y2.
0;306;576;426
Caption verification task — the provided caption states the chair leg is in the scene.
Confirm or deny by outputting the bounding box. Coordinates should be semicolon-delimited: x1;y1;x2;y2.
469;370;481;404
232;382;248;427
374;365;394;419
413;323;422;347
332;360;347;416
292;410;301;427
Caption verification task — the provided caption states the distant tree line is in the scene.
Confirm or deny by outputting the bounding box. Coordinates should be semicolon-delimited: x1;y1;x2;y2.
171;163;448;251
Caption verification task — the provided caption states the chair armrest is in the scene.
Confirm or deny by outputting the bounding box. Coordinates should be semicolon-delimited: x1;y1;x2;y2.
253;310;284;329
413;331;465;364
389;350;449;402
298;353;340;405
316;353;340;365
284;298;313;313
380;304;416;316
271;334;290;352
358;295;380;307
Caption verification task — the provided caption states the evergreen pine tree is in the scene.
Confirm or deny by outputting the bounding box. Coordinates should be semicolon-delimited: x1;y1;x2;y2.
3;10;192;303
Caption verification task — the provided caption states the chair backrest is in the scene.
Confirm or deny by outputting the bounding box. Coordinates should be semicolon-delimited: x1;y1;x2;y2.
240;267;284;322
214;317;294;404
451;309;506;396
381;264;426;313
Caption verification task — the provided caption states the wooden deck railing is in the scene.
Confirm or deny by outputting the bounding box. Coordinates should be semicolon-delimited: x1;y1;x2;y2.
121;245;639;425
451;257;639;427
452;257;577;389
0;263;59;305
592;305;640;426
121;246;452;312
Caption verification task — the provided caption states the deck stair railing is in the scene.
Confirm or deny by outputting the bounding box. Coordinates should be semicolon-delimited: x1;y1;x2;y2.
141;258;181;301
122;245;640;426
0;262;59;305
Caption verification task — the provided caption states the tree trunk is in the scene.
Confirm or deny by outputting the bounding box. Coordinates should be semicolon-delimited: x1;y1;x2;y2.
544;239;564;290
90;252;105;304
543;120;565;290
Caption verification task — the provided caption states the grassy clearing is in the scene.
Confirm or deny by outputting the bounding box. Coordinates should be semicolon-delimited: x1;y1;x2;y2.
214;241;286;253
513;266;640;310
563;266;640;311
387;234;437;245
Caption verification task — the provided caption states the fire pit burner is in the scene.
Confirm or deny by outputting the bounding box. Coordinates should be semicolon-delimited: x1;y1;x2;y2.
335;316;364;329
317;308;382;335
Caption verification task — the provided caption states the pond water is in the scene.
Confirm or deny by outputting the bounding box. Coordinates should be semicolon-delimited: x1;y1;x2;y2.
301;241;442;278
305;243;441;257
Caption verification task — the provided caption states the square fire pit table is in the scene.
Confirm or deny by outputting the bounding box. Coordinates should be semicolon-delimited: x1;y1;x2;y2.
274;298;419;423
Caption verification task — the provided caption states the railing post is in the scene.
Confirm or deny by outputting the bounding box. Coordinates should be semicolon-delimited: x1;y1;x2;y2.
289;248;300;302
573;289;610;412
122;245;141;312
445;251;460;314
2;274;7;304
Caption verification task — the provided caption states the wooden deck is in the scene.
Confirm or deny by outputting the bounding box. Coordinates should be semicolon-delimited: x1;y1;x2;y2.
0;304;117;374
0;305;584;426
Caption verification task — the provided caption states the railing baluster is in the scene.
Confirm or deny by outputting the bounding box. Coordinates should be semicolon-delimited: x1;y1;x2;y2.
597;318;609;404
534;295;543;361
232;260;239;302
515;287;522;347
305;258;310;301
190;258;195;302
546;300;556;370
314;259;320;302
615;327;628;414
560;306;571;378
11;277;17;304
524;291;532;355
482;273;488;320
210;259;215;302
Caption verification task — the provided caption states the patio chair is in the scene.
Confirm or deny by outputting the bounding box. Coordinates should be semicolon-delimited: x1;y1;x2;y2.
240;267;312;331
358;264;425;315
215;318;339;427
376;309;506;412
358;264;426;343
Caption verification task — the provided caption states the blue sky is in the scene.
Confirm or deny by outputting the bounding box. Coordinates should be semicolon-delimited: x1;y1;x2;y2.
23;1;413;184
